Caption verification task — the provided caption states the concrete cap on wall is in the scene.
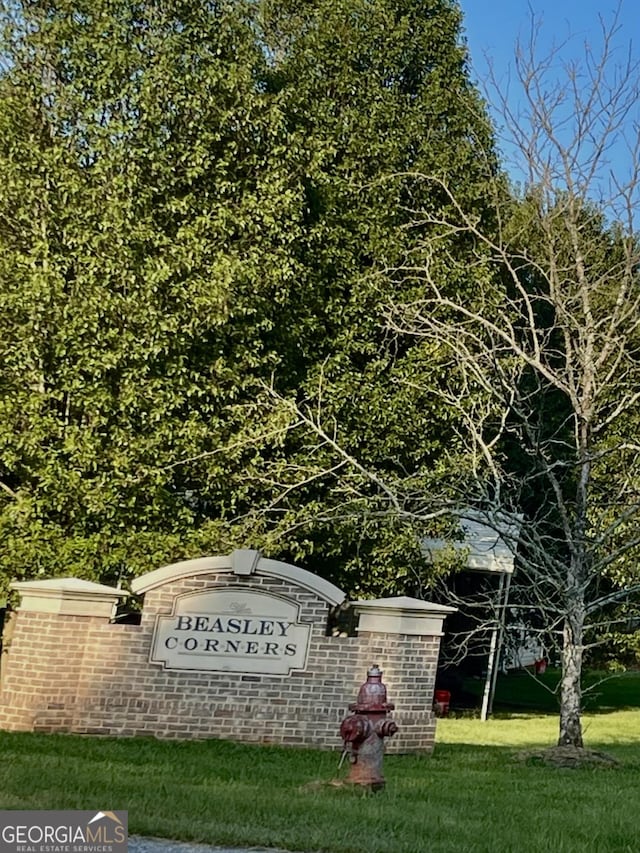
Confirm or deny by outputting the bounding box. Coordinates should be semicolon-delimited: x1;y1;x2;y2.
353;595;457;637
131;550;346;606
11;578;128;618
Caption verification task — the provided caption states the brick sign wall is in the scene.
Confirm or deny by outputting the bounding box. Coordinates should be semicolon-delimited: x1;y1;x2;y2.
0;551;454;753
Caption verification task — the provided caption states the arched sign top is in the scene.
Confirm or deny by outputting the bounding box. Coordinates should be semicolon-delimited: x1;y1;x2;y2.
131;550;346;607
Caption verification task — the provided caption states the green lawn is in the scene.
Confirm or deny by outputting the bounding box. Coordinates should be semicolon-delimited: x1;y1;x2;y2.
463;668;640;714
1;711;639;853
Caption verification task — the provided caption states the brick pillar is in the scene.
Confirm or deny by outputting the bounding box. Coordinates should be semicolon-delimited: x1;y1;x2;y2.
0;579;125;732
352;596;456;753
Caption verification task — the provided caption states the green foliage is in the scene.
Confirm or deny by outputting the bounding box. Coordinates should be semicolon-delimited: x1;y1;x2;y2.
0;0;496;595
587;630;640;672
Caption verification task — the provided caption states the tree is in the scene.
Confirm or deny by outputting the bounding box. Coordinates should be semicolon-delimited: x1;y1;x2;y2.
0;0;317;586
266;13;640;748
245;0;500;593
0;0;497;595
404;18;640;748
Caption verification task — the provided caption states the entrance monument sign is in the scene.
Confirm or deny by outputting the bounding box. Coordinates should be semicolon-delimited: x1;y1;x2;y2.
0;550;455;752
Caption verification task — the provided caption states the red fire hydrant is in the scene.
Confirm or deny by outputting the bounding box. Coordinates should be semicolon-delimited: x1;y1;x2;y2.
433;689;451;717
339;665;398;790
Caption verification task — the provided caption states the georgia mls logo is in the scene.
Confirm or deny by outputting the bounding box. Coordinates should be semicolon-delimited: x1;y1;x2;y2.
0;810;128;853
86;813;126;843
89;814;120;824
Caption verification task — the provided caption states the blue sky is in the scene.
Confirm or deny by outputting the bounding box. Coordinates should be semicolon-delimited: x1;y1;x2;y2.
460;0;638;85
458;1;640;209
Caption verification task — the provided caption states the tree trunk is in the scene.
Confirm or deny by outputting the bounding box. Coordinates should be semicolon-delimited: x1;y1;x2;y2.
558;602;585;747
558;414;591;748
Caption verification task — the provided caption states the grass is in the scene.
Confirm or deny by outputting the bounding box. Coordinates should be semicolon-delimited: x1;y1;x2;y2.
462;668;640;714
1;711;640;853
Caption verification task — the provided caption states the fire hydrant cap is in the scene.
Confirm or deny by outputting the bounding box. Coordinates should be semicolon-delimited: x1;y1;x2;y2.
350;664;395;712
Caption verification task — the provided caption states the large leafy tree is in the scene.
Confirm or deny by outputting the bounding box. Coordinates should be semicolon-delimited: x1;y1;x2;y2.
248;0;499;593
0;0;496;595
0;0;288;586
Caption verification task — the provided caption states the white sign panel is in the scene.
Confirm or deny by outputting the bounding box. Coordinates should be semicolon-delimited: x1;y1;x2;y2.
149;588;311;675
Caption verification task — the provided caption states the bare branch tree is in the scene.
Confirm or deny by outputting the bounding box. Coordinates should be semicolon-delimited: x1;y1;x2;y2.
381;14;640;747
257;12;640;749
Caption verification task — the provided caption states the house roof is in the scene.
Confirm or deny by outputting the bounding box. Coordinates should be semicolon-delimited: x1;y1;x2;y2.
422;511;521;574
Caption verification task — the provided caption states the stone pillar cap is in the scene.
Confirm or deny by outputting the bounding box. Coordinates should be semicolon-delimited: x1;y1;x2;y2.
11;577;127;618
353;596;456;637
353;596;456;615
